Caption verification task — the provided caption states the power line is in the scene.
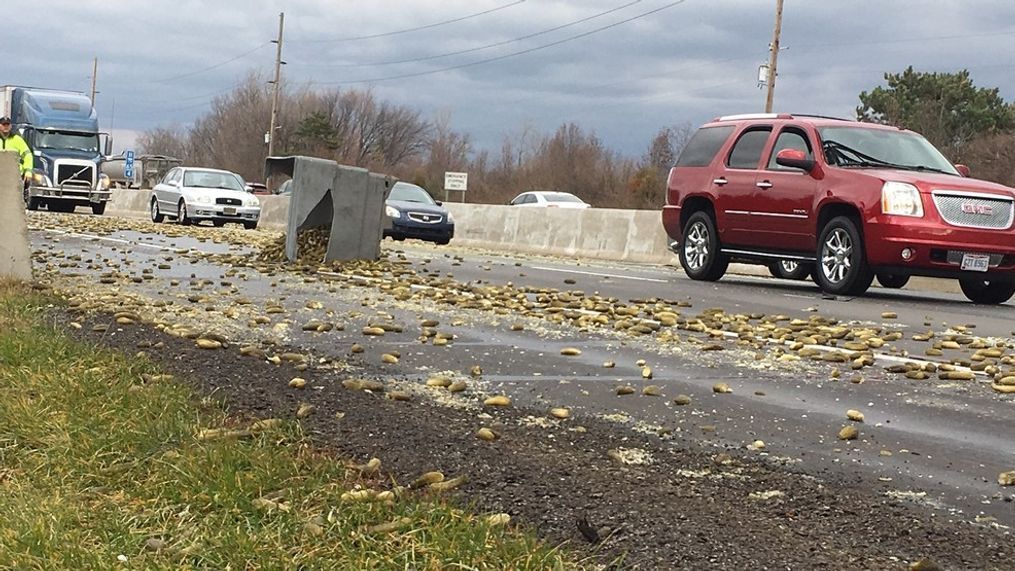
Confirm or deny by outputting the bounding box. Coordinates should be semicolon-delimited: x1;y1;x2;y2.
313;0;688;87
154;42;272;83
293;0;526;44
291;0;642;69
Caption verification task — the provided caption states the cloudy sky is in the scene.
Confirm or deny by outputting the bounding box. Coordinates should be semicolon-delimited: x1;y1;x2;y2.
8;0;1015;156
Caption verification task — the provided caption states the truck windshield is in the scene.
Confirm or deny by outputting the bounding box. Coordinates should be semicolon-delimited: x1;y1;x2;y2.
35;130;100;153
818;126;958;175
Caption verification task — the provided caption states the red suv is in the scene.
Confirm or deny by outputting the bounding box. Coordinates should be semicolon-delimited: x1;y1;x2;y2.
662;113;1015;304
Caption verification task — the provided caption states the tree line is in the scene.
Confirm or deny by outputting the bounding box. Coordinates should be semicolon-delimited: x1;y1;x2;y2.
139;68;1015;209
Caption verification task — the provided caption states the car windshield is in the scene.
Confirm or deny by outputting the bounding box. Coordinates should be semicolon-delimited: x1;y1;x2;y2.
818;126;958;174
541;192;584;203
389;182;436;204
34;130;99;153
183;170;245;191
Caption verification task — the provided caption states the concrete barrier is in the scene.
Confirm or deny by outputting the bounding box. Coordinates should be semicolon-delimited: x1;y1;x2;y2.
0;153;32;280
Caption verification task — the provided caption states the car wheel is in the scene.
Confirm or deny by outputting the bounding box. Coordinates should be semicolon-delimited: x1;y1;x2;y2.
876;273;909;289
815;216;874;295
679;211;729;281
768;260;811;280
243;221;258;230
213;220;226;227
178;201;191;226
151;199;165;223
959;279;1015;305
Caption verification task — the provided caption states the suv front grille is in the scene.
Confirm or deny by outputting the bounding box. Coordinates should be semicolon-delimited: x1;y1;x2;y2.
56;164;94;187
932;191;1014;229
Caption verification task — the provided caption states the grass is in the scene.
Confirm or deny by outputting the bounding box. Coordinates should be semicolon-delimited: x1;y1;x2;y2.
0;281;579;570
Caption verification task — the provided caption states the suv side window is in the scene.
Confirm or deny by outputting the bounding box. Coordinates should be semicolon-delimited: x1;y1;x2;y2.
727;127;772;169
767;127;812;170
674;125;735;167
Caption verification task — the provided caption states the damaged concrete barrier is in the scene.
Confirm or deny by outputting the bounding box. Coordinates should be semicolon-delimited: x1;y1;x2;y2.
265;156;393;262
0;153;32;280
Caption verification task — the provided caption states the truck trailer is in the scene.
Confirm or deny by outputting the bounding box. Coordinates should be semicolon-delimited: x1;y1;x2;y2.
1;85;111;214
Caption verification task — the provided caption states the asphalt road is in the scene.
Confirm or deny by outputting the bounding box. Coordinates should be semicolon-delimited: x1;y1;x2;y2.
29;214;1015;534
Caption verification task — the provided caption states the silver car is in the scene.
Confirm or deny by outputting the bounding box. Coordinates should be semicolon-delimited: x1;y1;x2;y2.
151;167;261;229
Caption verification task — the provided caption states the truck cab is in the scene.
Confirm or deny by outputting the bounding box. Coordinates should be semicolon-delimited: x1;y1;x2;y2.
1;86;111;214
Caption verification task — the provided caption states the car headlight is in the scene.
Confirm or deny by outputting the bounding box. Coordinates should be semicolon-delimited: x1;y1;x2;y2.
98;173;111;190
881;181;924;217
385;205;400;218
243;196;259;207
193;194;213;205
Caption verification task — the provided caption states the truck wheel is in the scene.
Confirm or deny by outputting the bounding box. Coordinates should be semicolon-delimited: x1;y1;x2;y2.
768;260;811;280
876;273;909;289
91;202;106;215
815;216;874;295
151;199;165;223
178;201;192;226
959;279;1015;305
679;211;729;281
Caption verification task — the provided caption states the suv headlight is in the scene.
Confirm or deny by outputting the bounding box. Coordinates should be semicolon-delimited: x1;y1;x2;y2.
385;205;400;218
881;181;924;217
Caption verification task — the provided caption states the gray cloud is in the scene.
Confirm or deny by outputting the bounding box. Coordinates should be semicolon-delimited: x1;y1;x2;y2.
9;0;1015;155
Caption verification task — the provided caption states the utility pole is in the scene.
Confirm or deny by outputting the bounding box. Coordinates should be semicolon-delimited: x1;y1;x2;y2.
90;57;99;104
764;0;784;113
267;12;285;159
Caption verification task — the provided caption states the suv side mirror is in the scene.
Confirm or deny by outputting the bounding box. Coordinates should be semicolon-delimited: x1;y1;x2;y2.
775;148;815;172
955;164;971;177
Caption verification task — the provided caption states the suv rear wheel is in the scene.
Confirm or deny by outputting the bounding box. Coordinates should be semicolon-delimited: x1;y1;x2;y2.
815;216;874;295
959;279;1015;305
679;211;729;281
768;260;811;281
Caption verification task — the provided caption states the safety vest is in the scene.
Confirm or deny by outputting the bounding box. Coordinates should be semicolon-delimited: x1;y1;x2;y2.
0;133;33;174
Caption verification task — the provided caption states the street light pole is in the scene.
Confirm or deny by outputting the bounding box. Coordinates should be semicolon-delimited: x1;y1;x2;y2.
764;0;784;113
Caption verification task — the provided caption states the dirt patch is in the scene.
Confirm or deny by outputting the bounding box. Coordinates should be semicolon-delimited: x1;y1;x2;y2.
60;309;1014;570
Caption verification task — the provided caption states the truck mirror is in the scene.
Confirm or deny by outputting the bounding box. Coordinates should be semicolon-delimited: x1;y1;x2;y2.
34;150;42;157
104;137;113;156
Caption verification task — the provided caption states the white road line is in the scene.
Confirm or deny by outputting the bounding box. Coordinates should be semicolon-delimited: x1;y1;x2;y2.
33;227;189;253
529;266;669;283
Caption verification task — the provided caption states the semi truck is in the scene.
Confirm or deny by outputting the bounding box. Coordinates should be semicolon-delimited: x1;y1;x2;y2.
1;85;111;214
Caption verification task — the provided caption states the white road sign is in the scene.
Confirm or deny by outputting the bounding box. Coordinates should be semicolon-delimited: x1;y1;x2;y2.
444;171;468;192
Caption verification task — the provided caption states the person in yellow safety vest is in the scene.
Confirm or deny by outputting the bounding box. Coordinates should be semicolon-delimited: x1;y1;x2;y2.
0;116;33;179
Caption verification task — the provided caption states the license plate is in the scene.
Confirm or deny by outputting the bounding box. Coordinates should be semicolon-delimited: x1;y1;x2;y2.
960;253;990;272
223;207;237;215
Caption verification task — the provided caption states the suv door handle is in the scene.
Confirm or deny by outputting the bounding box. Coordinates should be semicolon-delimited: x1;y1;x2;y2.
756;180;773;189
712;177;728;186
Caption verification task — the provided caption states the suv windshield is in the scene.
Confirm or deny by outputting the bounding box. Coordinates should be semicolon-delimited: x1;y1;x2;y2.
818;126;958;174
35;130;99;153
183;170;245;191
389;182;436;204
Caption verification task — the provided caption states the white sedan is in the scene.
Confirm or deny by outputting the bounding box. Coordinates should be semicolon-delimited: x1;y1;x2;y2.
151;167;261;229
508;191;591;209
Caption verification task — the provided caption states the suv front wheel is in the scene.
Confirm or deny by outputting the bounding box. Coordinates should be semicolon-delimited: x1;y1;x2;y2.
815;216;874;295
959;279;1015;305
679;211;729;281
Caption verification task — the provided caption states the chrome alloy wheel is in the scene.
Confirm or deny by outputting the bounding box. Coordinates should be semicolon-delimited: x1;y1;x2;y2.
820;227;853;284
683;220;710;272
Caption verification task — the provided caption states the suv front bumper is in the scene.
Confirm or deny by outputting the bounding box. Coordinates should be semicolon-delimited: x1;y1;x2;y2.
866;216;1015;279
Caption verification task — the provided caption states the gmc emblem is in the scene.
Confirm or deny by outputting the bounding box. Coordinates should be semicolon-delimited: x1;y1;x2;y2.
961;203;993;216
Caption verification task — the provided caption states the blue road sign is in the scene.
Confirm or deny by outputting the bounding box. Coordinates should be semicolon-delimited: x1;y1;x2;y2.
124;150;135;179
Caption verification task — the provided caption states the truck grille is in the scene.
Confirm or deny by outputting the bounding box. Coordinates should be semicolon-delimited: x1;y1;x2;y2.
407;212;443;224
56;164;94;187
216;197;242;206
932;191;1014;230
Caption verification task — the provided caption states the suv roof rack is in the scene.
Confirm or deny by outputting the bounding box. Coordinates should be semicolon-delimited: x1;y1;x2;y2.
713;112;854;123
